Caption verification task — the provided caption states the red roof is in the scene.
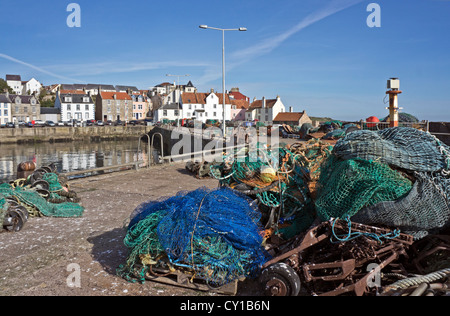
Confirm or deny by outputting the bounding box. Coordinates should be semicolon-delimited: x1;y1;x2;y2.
181;92;231;105
249;98;278;110
229;90;248;101
273;112;305;122
100;92;132;100
231;99;249;109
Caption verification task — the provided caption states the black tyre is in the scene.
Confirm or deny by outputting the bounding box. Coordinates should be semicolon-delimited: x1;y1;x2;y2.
3;209;25;232
31;180;49;191
260;262;301;296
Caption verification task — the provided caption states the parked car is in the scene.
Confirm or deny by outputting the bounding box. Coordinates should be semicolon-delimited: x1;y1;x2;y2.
128;120;140;126
114;120;125;126
86;119;96;126
5;122;15;128
45;121;56;127
105;120;114;126
34;120;46;127
96;120;104;126
57;121;65;126
18;121;26;127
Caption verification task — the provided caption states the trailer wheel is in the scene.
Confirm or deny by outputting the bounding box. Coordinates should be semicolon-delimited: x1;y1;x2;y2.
260;263;301;296
3;209;25;232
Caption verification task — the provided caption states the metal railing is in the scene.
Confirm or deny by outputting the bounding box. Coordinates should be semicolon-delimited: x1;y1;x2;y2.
358;120;429;132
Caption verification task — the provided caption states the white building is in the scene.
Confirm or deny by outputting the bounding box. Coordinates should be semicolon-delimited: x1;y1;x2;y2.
0;94;12;125
246;96;286;122
55;92;95;122
22;78;42;95
180;92;232;123
153;103;182;122
6;75;23;95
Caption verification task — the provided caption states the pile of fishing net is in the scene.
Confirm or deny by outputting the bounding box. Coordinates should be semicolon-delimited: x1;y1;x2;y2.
316;127;450;239
117;187;271;287
0;164;84;219
209;140;333;240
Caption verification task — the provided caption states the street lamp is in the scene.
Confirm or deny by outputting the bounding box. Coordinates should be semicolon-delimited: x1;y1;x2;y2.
199;25;247;138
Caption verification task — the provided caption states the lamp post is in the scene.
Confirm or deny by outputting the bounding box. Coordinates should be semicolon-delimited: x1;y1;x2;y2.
199;25;247;138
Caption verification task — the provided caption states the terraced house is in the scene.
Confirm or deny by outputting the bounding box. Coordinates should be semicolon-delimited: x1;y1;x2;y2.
96;91;133;122
54;92;95;122
0;93;12;125
10;95;40;123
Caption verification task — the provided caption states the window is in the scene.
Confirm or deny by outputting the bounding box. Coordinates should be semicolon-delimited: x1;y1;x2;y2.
85;104;89;111
163;110;167;116
67;104;71;111
174;110;179;116
85;112;89;119
4;109;8;116
213;104;217;109
76;104;80;111
213;112;217;117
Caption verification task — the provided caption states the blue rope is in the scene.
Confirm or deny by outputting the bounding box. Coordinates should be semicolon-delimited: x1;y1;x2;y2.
331;217;401;245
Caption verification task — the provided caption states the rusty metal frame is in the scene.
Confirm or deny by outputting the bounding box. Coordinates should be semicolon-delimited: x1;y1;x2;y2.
261;219;415;296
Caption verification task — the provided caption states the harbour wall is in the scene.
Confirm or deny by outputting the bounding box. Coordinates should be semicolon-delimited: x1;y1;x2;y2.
0;126;153;144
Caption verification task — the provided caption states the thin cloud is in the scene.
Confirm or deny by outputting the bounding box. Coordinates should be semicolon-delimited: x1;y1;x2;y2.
233;0;364;61
0;53;82;83
198;0;365;85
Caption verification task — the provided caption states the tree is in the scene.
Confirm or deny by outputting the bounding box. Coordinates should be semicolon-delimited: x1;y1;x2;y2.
0;79;13;94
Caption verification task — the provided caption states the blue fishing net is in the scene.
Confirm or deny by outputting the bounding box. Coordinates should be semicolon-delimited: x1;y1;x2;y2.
119;187;271;286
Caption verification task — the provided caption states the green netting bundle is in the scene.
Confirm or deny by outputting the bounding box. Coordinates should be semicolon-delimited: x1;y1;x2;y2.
315;155;413;221
317;127;450;239
0;195;7;226
0;183;84;218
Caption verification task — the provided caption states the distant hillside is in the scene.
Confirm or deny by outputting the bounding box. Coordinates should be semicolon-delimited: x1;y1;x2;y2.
309;116;334;123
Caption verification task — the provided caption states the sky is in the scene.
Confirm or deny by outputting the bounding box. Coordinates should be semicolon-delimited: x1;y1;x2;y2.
0;0;449;121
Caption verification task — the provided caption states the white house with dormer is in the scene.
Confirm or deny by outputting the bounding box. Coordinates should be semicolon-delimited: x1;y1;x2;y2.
55;92;95;122
180;91;232;123
245;96;286;122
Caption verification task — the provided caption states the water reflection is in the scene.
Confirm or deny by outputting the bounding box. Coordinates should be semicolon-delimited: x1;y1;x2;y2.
0;140;149;182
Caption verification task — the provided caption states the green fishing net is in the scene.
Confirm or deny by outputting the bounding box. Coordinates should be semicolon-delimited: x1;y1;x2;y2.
315;155;413;221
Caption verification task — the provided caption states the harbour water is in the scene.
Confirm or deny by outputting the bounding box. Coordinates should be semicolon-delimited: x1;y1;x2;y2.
0;140;150;183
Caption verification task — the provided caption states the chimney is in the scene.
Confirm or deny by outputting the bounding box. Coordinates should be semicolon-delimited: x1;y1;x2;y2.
262;97;266;108
289;106;293;113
